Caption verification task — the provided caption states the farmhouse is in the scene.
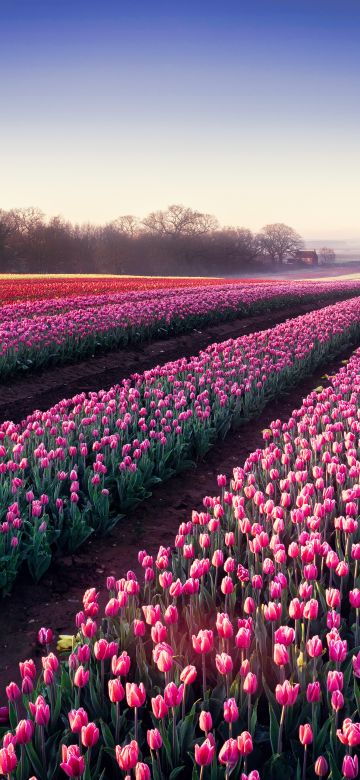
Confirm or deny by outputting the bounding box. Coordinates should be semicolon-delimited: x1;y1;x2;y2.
287;249;319;266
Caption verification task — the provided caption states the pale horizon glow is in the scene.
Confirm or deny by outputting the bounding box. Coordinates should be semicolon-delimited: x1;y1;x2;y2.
1;0;359;241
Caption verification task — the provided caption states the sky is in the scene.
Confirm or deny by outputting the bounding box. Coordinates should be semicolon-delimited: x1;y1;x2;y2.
0;0;359;240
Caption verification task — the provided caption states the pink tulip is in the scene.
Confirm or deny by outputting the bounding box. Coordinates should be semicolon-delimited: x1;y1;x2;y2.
81;722;99;748
238;731;253;755
135;763;151;780
314;755;328;776
218;737;240;767
60;744;85;777
115;740;139;771
126;682;146;708
195;734;216;766
180;665;197;685
243;672;258;695
273;643;289;667
224;697;239;723
73;666;89;688
108;678;125;703
342;754;359;779
68;708;88;733
15;718;34;744
151;695;168;719
147;728;162;750
164;682;184;707
192;629;214;654
0;743;17;775
199;710;213;733
215;652;233;675
275;680;300;707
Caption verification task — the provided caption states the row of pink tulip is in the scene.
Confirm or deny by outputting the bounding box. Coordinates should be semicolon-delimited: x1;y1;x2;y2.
1;296;360;594
0;345;359;779
1;279;360;377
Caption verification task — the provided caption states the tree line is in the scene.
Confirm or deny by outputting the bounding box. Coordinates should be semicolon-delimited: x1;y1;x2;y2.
0;205;335;275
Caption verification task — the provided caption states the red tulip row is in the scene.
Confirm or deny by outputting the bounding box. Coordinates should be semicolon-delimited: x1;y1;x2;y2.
0;344;359;779
0;275;274;305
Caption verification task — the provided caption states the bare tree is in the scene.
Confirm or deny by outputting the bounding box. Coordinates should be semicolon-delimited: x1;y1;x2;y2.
142;204;219;238
110;215;140;238
318;247;336;265
258;223;304;264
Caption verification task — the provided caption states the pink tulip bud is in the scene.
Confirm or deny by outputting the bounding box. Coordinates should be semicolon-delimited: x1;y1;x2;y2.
163;604;178;625
151;695;168;719
238;730;253;755
135;762;151;780
77;644;90;665
22;675;34;695
6;681;21;701
244;596;255;614
0;743;17;775
108;678;125;703
147;728;162;750
224;697;239;723
74;666;89;688
38;627;53;646
276;680;300;707
327;671;343;694
81;722;99;748
353;651;360;678
342;754;359;779
112;651;131;677
243;672;258;695
314;755;328;776
306;682;321;703
126;682;146;708
164;682;184;708
299;724;313;745
68;709;88;733
306;635;323;658
192;629;213;654
350;589;360;608
15;719;34;744
19;659;36;680
273;643;289;667
331;690;344;711
199;710;213;733
180;665;197;685
133;619;146;637
28;695;50;726
216;612;233;639
215;652;233;676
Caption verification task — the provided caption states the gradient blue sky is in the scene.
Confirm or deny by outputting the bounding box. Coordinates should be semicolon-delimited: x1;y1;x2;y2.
1;0;359;238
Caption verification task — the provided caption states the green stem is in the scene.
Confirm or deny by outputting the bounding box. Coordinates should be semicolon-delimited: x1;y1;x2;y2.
277;706;285;755
202;654;207;700
302;745;307;780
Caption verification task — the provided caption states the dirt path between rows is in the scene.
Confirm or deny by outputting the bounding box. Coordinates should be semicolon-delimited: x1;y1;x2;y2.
0;339;357;699
0;295;351;423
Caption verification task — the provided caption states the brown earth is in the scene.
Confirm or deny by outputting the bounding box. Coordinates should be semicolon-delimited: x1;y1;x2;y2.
0;295;355;423
0;336;357;700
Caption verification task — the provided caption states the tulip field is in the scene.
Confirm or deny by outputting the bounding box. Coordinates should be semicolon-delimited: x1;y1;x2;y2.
1;277;360;379
0;276;360;780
